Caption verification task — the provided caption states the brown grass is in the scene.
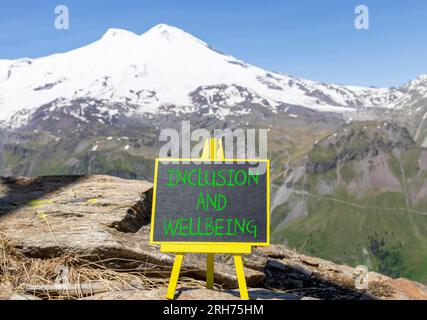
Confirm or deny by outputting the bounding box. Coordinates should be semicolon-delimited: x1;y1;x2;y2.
0;232;214;300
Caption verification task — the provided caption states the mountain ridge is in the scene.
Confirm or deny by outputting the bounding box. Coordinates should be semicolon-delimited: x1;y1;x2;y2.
1;23;426;129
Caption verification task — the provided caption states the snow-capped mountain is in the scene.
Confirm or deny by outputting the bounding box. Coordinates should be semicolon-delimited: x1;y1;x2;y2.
0;23;425;129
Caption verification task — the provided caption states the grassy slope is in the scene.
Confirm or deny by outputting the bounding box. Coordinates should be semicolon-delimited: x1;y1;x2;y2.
0;129;158;180
272;145;427;283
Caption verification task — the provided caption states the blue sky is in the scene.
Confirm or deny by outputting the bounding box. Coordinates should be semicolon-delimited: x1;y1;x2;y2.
0;0;426;87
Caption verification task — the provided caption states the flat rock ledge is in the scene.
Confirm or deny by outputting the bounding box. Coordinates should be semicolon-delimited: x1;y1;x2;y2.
1;175;426;300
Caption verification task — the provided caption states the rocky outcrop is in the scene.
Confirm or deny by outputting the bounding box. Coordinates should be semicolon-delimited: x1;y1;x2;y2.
1;175;426;300
306;121;415;175
259;245;427;300
81;287;302;300
0;175;265;289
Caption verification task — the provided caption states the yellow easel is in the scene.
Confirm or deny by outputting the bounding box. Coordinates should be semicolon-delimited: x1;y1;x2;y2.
162;138;251;300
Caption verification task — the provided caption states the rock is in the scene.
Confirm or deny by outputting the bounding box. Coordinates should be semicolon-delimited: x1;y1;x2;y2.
180;288;300;300
385;278;427;300
241;248;268;271
8;293;42;300
257;245;291;259
23;282;113;298
178;288;239;300
81;288;241;300
0;284;14;300
299;256;321;267
301;297;321;300
262;249;390;300
0;175;153;259
359;292;379;300
286;261;313;277
82;287;300;300
248;288;300;300
81;288;169;300
261;247;427;300
266;258;289;272
367;271;391;283
0;175;265;289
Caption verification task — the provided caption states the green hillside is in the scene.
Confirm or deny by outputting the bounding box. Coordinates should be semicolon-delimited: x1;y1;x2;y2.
272;122;427;283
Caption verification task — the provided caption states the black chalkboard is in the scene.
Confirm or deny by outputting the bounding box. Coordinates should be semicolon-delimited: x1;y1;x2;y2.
150;160;270;244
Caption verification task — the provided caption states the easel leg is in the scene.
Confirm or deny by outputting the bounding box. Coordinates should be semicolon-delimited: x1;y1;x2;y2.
166;253;184;300
206;253;215;289
234;254;249;300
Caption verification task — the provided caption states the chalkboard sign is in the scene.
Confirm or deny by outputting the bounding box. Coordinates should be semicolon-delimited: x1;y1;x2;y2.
150;159;270;245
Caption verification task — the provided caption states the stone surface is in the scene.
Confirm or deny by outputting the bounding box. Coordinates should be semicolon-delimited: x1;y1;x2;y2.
177;288;239;300
0;175;265;289
8;293;42;300
385;278;427;300
81;288;169;300
0;283;14;300
81;288;240;300
261;245;427;300
81;287;299;300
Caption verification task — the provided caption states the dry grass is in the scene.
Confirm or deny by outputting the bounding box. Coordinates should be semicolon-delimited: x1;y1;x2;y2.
0;233;212;300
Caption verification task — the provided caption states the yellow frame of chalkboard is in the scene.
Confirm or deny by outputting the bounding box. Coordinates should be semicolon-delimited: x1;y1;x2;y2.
149;138;270;300
149;158;270;248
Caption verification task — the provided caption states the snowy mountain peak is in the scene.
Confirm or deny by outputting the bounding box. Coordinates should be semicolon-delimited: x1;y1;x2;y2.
141;23;207;46
402;74;427;89
102;28;138;40
146;23;184;35
0;24;426;129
